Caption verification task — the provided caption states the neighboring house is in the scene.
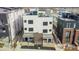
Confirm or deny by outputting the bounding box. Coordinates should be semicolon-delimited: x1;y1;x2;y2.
22;8;54;48
0;7;25;42
0;8;9;38
56;12;79;47
7;8;25;41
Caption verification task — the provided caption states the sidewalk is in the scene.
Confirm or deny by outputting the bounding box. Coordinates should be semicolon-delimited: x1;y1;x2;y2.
0;47;11;51
55;44;64;51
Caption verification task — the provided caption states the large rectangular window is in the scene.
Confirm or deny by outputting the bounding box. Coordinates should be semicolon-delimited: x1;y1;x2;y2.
65;31;71;43
28;20;33;24
43;29;48;33
29;28;33;31
28;37;33;42
74;23;76;28
25;37;33;42
66;23;71;28
43;22;48;26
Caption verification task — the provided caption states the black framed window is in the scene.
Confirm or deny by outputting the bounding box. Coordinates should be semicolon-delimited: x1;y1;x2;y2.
28;20;33;24
29;28;33;31
25;37;28;41
65;31;71;43
43;29;48;33
28;37;33;42
48;39;51;43
43;22;48;26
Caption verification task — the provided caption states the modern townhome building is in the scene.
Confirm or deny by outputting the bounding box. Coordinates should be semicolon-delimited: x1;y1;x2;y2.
0;7;25;45
53;8;70;33
0;8;9;39
56;12;79;48
22;8;54;49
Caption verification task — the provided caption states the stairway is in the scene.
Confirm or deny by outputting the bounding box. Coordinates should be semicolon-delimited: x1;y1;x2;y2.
52;32;63;51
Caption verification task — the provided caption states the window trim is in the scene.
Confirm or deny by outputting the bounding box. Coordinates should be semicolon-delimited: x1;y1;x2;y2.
66;23;71;28
43;22;48;26
48;39;51;43
29;28;34;32
43;29;48;33
28;20;33;24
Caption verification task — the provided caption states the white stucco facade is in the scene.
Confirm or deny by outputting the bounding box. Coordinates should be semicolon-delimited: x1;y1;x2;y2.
23;15;53;34
23;14;53;40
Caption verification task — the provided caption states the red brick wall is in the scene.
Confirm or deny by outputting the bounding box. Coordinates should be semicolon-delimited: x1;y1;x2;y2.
74;30;79;45
62;28;74;44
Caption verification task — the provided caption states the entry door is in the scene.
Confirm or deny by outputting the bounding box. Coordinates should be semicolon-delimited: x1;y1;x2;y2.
25;37;28;41
65;31;71;43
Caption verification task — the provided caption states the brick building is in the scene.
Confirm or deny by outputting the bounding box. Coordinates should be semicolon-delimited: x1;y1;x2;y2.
56;12;79;47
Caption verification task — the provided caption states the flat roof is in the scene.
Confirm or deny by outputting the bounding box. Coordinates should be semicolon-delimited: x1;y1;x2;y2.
0;7;22;14
24;14;53;18
25;14;52;17
59;17;75;21
0;7;22;10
